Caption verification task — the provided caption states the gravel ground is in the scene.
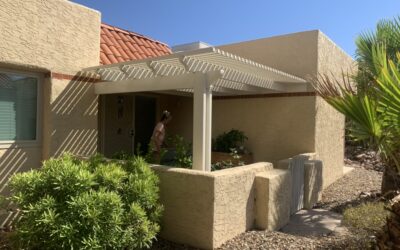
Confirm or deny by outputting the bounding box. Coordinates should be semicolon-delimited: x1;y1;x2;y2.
315;167;382;213
152;165;382;250
153;229;372;250
217;230;373;250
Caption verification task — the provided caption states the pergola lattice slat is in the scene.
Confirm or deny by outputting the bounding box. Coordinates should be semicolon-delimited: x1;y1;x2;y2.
86;47;307;95
84;47;309;171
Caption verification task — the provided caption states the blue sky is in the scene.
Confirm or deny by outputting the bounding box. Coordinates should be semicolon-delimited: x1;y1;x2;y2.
72;1;400;57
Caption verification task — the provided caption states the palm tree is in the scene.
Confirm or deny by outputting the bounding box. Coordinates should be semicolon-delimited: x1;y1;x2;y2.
313;17;400;247
311;46;400;194
311;16;400;194
355;16;400;96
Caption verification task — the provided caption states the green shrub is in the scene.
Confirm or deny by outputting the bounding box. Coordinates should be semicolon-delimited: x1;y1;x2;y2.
9;153;162;249
343;202;389;233
211;148;245;171
111;150;132;161
166;135;192;168
212;129;248;153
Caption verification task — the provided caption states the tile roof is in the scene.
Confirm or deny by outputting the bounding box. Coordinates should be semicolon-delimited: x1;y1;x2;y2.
100;23;172;65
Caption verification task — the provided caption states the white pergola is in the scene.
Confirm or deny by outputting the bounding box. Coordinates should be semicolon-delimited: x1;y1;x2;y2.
84;47;308;171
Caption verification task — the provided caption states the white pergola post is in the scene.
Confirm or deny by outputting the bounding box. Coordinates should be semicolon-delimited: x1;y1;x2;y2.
205;82;212;170
192;71;221;171
192;73;211;171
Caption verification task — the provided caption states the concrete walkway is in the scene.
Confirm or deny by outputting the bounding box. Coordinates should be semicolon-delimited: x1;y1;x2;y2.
281;209;346;237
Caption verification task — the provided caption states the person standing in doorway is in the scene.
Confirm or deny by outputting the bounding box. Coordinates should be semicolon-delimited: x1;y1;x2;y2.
151;110;172;162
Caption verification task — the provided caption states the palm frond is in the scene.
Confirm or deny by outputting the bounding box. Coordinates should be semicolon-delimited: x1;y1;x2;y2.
311;47;400;172
355;16;400;96
310;73;383;144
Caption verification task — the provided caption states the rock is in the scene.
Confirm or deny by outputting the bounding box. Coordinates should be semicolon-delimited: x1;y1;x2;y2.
345;146;385;172
359;191;371;198
356;153;366;159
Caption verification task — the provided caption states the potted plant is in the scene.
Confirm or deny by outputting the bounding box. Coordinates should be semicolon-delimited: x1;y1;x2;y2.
212;129;253;165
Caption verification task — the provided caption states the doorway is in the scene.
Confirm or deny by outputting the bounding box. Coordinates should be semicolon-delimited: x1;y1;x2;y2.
133;95;157;154
101;94;157;157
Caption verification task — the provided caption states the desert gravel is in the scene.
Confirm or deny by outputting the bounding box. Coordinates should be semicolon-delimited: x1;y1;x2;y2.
315;167;382;213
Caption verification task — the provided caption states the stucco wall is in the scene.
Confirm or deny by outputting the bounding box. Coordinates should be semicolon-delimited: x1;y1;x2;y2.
317;32;356;77
152;162;274;249
218;31;355;187
255;169;292;230
0;147;42;194
0;0;100;73
314;98;345;188
218;30;319;80
0;0;100;158
43;77;98;158
315;32;355;187
0;147;42;227
212;164;273;247
0;0;101;218
213;96;316;164
158;94;193;142
153;166;215;249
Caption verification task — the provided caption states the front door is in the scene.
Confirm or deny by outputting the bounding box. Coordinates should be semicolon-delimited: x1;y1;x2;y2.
133;95;157;155
102;94;134;157
101;94;157;157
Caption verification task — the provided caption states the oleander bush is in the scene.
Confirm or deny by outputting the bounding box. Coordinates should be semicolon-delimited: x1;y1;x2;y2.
9;153;162;250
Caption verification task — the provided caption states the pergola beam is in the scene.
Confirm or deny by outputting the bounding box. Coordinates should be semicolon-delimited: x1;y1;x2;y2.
95;72;199;94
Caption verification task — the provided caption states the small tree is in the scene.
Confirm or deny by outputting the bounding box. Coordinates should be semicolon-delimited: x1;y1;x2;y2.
9;153;162;249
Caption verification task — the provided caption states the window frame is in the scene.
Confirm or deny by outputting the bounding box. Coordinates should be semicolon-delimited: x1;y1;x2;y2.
0;68;43;149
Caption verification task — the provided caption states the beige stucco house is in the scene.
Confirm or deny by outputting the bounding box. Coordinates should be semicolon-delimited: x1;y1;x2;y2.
0;0;354;248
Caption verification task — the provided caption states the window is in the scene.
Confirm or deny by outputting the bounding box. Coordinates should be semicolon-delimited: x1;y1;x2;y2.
0;71;38;142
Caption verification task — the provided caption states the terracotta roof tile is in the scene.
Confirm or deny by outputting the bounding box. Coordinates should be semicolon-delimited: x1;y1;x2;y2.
117;48;130;60
107;54;119;64
132;36;144;46
133;52;143;60
125;42;138;54
100;23;172;65
100;52;111;65
100;34;112;45
109;45;122;58
131;42;146;55
116;39;130;52
100;43;112;55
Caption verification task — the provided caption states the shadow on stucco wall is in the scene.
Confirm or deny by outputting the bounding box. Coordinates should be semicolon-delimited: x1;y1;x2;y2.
0;71;99;228
0;145;38;228
45;72;99;158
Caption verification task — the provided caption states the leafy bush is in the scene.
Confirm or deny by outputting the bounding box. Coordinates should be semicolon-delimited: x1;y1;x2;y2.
111;150;132;161
166;135;192;168
212;129;248;153
9;153;162;249
211;148;245;171
343;202;389;233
